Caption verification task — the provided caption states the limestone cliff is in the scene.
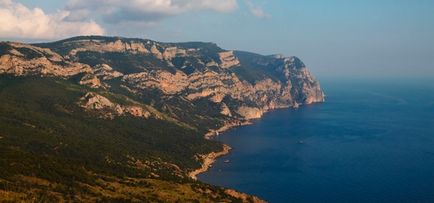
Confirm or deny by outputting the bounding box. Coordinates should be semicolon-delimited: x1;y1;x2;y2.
0;42;92;77
1;36;324;131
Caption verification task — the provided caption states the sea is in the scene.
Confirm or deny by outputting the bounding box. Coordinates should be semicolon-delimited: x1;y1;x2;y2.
198;78;434;203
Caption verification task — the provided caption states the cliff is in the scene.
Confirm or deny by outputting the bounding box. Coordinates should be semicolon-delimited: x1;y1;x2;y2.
0;36;324;202
1;36;324;124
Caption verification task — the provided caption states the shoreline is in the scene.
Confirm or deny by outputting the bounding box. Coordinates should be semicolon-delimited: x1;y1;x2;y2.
189;100;325;180
189;120;253;180
204;120;253;140
189;105;294;180
188;144;232;180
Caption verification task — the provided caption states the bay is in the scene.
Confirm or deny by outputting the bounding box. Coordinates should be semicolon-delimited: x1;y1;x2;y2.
198;78;434;203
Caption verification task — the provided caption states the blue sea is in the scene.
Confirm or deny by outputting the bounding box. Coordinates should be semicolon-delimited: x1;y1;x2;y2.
198;78;434;203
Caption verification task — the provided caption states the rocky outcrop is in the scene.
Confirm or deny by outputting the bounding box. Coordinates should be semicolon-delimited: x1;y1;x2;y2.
93;64;123;80
0;42;92;77
79;64;124;89
218;51;240;68
150;44;163;59
67;39;150;56
79;92;151;119
79;74;102;88
0;42;129;90
80;92;116;110
220;103;232;117
163;47;187;60
123;70;189;94
236;106;264;120
204;120;251;139
189;144;232;180
291;67;325;104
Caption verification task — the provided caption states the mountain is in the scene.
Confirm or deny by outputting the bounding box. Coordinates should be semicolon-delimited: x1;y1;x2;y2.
0;36;324;202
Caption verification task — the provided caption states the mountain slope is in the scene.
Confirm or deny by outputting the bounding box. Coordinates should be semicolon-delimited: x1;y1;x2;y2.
0;36;324;202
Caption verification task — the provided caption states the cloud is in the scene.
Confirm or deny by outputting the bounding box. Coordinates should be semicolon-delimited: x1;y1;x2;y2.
244;0;268;18
0;0;105;39
65;0;239;24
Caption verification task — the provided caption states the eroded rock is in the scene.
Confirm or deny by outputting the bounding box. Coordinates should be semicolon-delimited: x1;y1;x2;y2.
236;106;263;120
218;51;240;69
79;92;150;119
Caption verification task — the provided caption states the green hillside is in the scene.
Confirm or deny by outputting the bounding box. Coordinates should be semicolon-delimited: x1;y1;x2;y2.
0;76;242;202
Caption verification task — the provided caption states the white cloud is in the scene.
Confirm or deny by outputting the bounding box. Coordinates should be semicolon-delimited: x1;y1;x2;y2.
0;0;105;39
65;0;239;24
244;0;268;18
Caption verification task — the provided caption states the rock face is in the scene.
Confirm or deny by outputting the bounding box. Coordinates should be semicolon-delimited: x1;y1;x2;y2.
1;36;324;124
236;106;263;120
79;92;151;119
80;92;116;110
0;42;92;77
220;103;232;117
218;51;240;68
66;39;150;56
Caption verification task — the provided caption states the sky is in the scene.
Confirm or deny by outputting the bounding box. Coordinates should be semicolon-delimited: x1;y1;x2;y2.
1;0;433;78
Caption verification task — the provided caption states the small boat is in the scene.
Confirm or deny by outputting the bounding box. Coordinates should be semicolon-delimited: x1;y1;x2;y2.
224;160;230;163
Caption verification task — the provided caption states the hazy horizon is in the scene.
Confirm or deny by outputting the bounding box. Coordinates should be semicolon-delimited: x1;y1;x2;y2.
1;0;433;78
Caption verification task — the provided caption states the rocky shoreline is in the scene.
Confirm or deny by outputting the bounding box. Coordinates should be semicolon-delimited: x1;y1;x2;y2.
189;118;259;180
188;139;268;203
190;100;324;180
188;144;232;180
191;105;294;179
204;120;253;140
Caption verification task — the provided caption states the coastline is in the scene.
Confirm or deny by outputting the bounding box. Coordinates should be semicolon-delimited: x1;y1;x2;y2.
188;141;267;202
187;103;320;203
188;144;232;180
204;120;253;140
189;101;323;180
189;105;293;180
189;120;253;180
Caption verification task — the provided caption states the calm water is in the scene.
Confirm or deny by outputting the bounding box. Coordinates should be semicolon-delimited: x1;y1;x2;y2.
198;79;434;203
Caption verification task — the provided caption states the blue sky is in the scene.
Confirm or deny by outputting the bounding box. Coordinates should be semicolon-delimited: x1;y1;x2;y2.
1;0;433;78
